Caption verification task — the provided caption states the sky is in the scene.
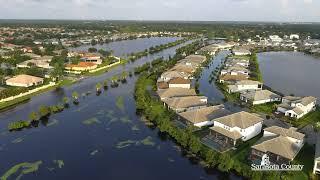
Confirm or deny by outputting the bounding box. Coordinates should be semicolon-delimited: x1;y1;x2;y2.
0;0;319;22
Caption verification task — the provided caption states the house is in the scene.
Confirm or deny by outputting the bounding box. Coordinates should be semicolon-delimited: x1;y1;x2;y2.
277;96;317;119
240;90;282;105
209;111;263;146
65;62;97;72
171;64;197;74
6;74;44;87
199;45;219;55
157;88;196;100
250;126;305;165
225;58;249;67
168;77;191;89
290;34;300;40
157;81;169;89
227;80;263;93
219;74;249;83
221;65;250;76
162;96;207;113
313;135;320;174
160;71;190;82
80;53;102;64
17;56;53;69
184;55;207;64
232;49;251;56
178;105;230;127
269;35;283;43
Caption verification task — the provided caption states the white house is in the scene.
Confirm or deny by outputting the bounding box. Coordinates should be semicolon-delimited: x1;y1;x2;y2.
290;34;300;40
227;80;263;93
250;126;305;165
160;71;190;82
221;65;250;76
210;111;264;145
225;58;249;67
277;96;317;119
178;105;230;127
232;49;251;56
240;90;282;105
168;77;191;89
269;35;283;43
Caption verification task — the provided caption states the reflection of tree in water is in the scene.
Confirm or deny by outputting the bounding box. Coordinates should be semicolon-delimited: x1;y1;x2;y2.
40;117;49;126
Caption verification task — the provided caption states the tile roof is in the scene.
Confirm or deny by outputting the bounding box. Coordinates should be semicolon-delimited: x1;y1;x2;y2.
264;126;305;140
210;126;242;140
163;96;207;109
214;111;264;129
157;88;196;99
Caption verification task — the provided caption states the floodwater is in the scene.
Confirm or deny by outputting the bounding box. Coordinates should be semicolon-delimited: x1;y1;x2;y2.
0;38;241;180
258;51;320;103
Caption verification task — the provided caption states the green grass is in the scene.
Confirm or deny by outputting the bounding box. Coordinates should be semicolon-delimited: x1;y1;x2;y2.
0;161;42;180
291;109;320;128
250;102;278;115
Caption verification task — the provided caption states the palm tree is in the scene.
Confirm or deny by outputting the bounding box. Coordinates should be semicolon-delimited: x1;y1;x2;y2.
103;80;108;89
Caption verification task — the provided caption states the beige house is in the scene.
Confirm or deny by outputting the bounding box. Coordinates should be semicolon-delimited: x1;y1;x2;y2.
163;96;208;113
157;88;196;100
6;74;44;87
277;96;317;119
178;105;230;127
168;77;191;89
240;90;282;105
250;126;305;165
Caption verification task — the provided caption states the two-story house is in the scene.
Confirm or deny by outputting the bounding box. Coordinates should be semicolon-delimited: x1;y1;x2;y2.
277;96;317;119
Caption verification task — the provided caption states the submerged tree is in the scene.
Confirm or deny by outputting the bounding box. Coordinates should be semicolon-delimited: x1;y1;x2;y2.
28;111;38;122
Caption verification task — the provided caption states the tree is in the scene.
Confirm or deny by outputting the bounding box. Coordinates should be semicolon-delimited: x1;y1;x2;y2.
88;47;97;53
50;63;64;81
38;105;50;118
63;97;69;105
72;91;79;100
96;82;102;92
28;111;38;122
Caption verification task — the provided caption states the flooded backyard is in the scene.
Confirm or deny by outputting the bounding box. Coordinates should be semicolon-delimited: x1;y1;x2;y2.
0;38;241;180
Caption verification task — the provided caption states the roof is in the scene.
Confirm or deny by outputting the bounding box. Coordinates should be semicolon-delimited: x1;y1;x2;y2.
6;74;43;85
220;74;248;81
178;105;230;124
157;88;196;99
171;64;196;74
163;96;207;109
168;77;191;84
157;81;169;89
241;90;281;101
210;126;242;140
252;135;302;160
292;107;305;115
161;71;189;79
184;55;207;63
66;62;96;68
235;80;262;86
300;96;317;106
214;111;263;129
264;126;305;140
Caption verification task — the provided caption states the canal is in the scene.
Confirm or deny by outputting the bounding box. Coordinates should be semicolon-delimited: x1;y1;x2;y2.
258;51;320;104
0;38;240;180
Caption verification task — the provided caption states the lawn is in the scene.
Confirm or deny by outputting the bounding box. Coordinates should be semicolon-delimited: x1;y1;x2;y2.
292;108;320;128
250;102;278;115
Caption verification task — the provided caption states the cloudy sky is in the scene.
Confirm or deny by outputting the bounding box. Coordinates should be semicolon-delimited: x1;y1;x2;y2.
0;0;319;22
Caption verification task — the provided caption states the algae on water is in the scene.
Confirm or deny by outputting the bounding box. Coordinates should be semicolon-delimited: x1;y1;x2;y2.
116;96;125;111
1;161;42;180
82;117;101;125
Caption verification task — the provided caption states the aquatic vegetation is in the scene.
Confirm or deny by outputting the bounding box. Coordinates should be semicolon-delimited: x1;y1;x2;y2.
90;150;99;156
116;140;136;149
53;160;64;169
82;118;101;125
11;137;24;144
116;136;155;149
120;116;132;124
47;119;59;127
131;125;140;131
115;96;125;111
139;136;155;146
1;161;42;180
8;121;31;131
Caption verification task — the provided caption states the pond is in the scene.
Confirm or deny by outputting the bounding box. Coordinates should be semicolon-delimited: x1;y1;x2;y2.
258;51;320;104
0;39;241;180
70;37;182;57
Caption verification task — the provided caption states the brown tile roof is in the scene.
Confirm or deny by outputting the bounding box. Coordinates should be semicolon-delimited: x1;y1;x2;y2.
214;111;263;129
163;96;207;109
157;82;169;89
264;126;305;140
240;90;281;101
157;88;196;99
252;135;302;160
168;77;191;84
6;74;43;85
220;74;248;81
210;126;242;140
179;105;230;124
